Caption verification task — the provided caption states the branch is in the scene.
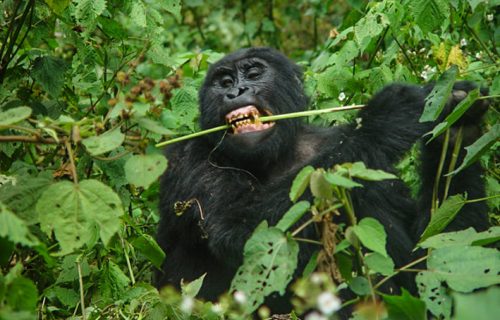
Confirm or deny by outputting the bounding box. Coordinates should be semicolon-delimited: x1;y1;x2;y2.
0;135;65;144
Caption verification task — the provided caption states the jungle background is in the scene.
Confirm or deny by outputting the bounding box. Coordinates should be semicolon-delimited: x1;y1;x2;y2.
0;0;499;319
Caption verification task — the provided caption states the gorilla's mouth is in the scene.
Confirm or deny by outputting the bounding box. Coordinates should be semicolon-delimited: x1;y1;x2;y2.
225;105;275;134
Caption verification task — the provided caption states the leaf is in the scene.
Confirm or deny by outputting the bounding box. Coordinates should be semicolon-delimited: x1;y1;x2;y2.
74;0;107;31
133;116;174;135
364;252;394;276
130;2;147;28
324;172;363;189
409;0;450;33
310;170;333;199
5;276;38;311
37;180;124;255
383;289;426;320
98;261;130;301
0;107;32;126
419;65;458;122
416;272;452;318
289;166;314;202
275;201;310;232
131;234;166;269
349;162;397;181
230;224;299;314
454;286;500;320
159;0;182;21
419;194;466;242
349;276;370;295
425;89;480;142
82;128;125;156
352;217;388;257
419;226;500;249
44;0;70;14
170;86;199;131
448;124;500;175
182;273;206;298
31;56;67;98
0;202;39;246
124;154;167;189
47;286;79;307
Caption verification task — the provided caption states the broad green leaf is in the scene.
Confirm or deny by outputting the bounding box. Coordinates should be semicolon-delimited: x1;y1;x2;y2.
324;172;363;189
448;124;500;175
275;201;310;232
0;202;39;246
56;255;91;283
160;0;182;21
82;128;125;156
5;275;38;312
46;286;79;307
75;0;106;31
170;86;199;131
131;234;166;269
99;261;130;300
31;56;67;98
0;107;32;126
454;286;500;320
231;224;298;314
310;170;333;199
409;0;450;33
289;166;314;202
383;289;426;320
182;273;206;298
364;252;394;276
37;180;123;255
349;162;397;181
466;0;489;11
130;2;147;28
420;65;458;122
427;246;500;292
44;0;70;14
416;272;452;318
124;154;167;189
352;218;388;257
419;194;466;242
349;276;370;295
419;226;500;249
133;116;174;135
425;89;480;142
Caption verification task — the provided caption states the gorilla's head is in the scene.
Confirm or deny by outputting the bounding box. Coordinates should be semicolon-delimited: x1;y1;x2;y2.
199;47;308;167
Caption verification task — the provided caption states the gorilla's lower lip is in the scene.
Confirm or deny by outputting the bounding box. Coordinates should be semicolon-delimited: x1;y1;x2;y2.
225;105;275;134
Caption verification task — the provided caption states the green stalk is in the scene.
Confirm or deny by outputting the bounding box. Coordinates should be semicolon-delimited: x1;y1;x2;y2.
155;104;365;147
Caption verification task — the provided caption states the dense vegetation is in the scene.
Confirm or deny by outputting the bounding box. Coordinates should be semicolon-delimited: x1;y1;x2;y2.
0;0;498;319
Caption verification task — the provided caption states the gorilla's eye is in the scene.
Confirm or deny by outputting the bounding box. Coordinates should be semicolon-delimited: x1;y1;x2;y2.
220;75;234;88
247;67;261;79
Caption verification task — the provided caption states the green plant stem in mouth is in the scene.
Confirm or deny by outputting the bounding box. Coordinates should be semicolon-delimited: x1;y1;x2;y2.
155;104;365;147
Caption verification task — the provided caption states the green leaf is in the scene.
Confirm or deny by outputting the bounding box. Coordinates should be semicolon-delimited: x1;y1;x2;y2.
133;116;174;135
47;286;79;307
419;65;458;122
170;86;199;131
44;0;70;14
419;226;500;249
0;202;39;246
82;128;125;156
98;261;130;301
448;124;500;175
324;172;363;189
289;166;314;202
37;180;123;255
425;89;480;142
383;289;426;320
130;2;147;28
352;217;388;257
409;0;450;33
364;252;394;276
32;56;67;98
131;234;166;269
231;224;298;314
159;0;182;21
419;194;466;243
454;286;500;320
302;251;319;277
5;276;38;311
74;0;106;31
349;276;370;295
275;201;310;232
182;273;206;298
310;170;333;199
416;272;452;318
0;107;32;126
349;162;397;181
124;154;167;189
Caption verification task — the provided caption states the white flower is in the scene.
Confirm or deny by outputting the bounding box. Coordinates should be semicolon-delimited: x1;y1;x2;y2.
338;92;346;101
305;311;328;320
475;52;482;59
180;296;194;313
487;14;494;21
420;70;428;80
310;273;323;284
460;38;468;47
317;291;341;315
233;291;247;304
211;303;223;314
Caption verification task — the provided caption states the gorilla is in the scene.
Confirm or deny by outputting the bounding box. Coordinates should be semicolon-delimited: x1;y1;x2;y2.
155;47;489;312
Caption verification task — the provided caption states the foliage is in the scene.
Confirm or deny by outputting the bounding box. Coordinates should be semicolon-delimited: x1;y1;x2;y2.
0;0;498;319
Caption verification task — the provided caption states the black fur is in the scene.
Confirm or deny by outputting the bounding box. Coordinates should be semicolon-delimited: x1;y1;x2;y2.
155;47;489;311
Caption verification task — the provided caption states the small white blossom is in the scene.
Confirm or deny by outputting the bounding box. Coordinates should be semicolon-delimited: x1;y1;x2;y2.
211;303;223;314
305;311;328;320
338;92;346;101
180;297;194;314
317;291;341;315
233;291;247;304
475;52;483;59
460;38;468;47
420;70;428;80
310;273;323;284
487;14;494;21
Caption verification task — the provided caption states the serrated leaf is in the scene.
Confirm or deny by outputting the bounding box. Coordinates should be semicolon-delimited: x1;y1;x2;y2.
31;56;67;98
99;261;130;300
130;2;147;28
365;252;394;276
5;275;38;311
131;234;166;269
44;0;70;14
383;289;426;320
82;128;125;156
75;0;106;31
124;154;167;189
419;194;466;242
289;166;314;202
419;226;500;249
48;286;79;307
409;0;450;33
352;217;388;257
275;201;310;232
0;202;39;246
420;65;458;122
448;124;500;175
159;0;182;21
182;273;206;298
37;180;123;255
0;107;32;126
170;86;199;131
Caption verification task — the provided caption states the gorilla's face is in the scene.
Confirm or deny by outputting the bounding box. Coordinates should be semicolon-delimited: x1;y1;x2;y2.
199;48;308;165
